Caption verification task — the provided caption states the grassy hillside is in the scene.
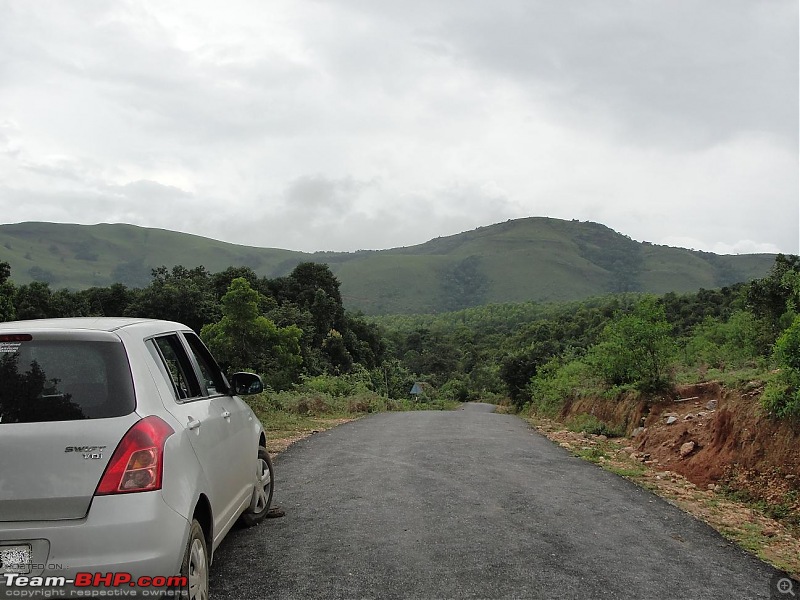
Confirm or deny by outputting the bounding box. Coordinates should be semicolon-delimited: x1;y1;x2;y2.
0;222;307;288
334;218;775;312
0;218;777;315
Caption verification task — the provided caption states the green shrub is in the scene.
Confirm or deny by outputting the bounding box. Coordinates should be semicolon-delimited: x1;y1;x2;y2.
763;315;800;419
387;398;459;411
298;368;374;397
587;296;674;392
566;413;625;437
684;311;770;370
346;393;388;413
527;356;596;416
437;377;473;402
201;278;303;391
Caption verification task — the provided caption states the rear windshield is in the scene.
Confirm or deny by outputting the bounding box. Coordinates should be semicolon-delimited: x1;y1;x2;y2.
0;339;135;424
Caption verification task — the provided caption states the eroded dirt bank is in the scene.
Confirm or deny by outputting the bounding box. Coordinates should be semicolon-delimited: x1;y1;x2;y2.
560;383;800;508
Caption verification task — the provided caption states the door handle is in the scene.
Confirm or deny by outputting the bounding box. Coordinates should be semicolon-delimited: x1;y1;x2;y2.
188;418;201;430
221;410;231;419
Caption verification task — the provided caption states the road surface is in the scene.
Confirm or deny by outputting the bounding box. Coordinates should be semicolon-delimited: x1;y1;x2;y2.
209;403;785;599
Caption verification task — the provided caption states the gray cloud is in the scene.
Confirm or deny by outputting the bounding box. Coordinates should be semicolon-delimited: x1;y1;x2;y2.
431;0;798;149
0;0;796;256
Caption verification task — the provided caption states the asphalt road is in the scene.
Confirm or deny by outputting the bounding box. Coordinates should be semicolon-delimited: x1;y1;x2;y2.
209;403;786;599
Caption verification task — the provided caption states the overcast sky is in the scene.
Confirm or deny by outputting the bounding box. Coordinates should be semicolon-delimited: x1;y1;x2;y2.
0;0;797;255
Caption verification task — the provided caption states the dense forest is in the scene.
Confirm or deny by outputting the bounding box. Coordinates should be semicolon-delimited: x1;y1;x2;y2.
1;254;799;420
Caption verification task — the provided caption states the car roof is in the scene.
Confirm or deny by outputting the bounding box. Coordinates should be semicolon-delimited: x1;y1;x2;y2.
0;317;190;334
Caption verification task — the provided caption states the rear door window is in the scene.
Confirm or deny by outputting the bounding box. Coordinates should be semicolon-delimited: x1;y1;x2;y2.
150;335;202;401
0;338;135;424
183;332;229;396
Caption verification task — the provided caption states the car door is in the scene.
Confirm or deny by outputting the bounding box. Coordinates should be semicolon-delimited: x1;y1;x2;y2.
146;333;243;535
181;332;255;524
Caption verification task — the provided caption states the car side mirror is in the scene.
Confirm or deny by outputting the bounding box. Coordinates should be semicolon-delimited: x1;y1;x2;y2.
230;372;264;396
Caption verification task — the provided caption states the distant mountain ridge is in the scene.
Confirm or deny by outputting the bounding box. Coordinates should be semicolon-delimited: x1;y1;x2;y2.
0;218;776;315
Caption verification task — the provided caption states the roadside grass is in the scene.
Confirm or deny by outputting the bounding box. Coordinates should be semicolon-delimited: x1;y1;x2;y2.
245;390;459;454
672;363;771;391
720;487;800;536
573;446;608;464
566;413;626;438
719;522;773;558
525;413;800;579
605;463;648;479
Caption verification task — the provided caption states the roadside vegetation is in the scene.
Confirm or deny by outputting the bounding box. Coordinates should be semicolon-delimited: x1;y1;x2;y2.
0;259;459;443
377;254;800;423
1;253;799;573
1;254;799;421
243;374;457;453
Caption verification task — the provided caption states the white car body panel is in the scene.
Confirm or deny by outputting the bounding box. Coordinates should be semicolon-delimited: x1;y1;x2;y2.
0;317;270;583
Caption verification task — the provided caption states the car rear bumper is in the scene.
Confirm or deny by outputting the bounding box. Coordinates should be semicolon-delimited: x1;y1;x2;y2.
0;491;190;581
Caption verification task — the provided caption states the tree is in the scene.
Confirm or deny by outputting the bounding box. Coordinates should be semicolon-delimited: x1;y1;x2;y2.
500;320;564;407
210;266;260;301
50;288;90;317
84;283;133;316
267;262;377;374
201;278;302;390
14;282;55;320
270;262;345;347
0;261;16;322
747;254;800;342
342;314;385;370
126;266;219;333
321;329;353;373
396;327;461;388
763;315;800;419
0;262;9;286
587;296;675;392
500;341;562;407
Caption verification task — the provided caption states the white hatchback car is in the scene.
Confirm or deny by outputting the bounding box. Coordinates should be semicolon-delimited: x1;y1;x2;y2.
0;318;274;598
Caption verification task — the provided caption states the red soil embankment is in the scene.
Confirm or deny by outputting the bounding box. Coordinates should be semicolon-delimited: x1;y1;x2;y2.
561;383;800;506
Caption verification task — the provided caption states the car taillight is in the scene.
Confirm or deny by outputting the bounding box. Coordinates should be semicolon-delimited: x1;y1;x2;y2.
95;416;174;495
0;334;32;342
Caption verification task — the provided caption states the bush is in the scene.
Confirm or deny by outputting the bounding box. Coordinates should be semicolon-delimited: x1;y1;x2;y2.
201;278;302;390
347;393;388;413
387;397;459;411
566;414;625;438
298;368;374;397
684;311;770;370
528;356;595;416
587;296;674;392
437;377;473;402
763;315;800;419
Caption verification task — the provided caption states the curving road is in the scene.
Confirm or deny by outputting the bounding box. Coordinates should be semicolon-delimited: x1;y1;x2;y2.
209;403;784;599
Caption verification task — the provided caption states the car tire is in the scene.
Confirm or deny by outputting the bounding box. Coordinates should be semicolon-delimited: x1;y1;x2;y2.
239;446;274;527
181;519;209;600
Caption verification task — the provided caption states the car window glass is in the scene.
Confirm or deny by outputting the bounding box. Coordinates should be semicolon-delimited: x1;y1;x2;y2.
0;339;135;423
183;332;228;396
151;335;202;400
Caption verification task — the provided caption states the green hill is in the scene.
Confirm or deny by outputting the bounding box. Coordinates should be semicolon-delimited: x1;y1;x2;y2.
0;218;777;315
0;222;307;288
